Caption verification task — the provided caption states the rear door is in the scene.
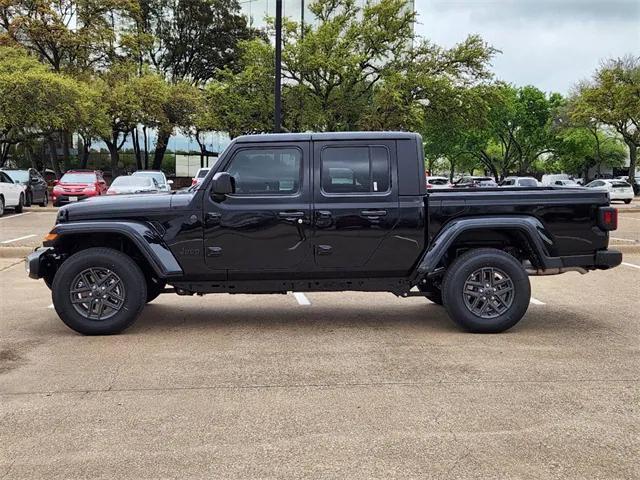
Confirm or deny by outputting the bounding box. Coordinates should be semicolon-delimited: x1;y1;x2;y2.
311;139;400;274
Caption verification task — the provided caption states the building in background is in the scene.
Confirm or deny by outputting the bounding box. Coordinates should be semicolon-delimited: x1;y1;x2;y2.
239;0;415;31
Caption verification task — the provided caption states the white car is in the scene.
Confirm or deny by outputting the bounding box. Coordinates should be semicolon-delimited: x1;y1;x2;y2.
131;170;173;192
107;176;160;195
0;170;26;215
425;176;451;189
500;176;540;187
585;179;634;203
551;179;581;188
192;168;210;188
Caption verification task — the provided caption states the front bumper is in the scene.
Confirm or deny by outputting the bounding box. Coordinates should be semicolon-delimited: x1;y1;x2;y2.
25;247;54;279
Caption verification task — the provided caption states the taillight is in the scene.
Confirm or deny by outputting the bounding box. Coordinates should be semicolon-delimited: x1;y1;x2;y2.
598;207;618;231
426;183;432;188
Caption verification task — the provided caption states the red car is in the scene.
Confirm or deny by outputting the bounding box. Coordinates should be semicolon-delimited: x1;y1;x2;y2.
52;170;108;206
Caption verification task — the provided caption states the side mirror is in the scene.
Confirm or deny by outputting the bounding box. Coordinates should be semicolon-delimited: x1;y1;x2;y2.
211;172;235;199
53;179;59;186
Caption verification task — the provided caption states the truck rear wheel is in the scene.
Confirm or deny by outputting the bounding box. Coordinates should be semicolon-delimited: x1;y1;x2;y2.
52;247;147;335
442;248;530;333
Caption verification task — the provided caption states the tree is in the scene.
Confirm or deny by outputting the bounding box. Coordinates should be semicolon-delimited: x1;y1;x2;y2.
206;0;496;138
204;39;274;138
573;56;640;191
0;47;96;175
124;0;260;166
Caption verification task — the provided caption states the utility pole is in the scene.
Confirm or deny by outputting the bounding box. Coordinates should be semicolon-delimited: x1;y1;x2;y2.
274;0;282;133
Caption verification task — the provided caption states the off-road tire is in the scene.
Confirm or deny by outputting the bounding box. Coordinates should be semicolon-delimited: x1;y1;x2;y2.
0;196;4;216
25;192;32;207
39;192;49;207
442;248;530;333
52;247;147;335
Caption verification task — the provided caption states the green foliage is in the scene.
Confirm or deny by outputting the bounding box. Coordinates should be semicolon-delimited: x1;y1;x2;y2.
571;56;640;186
0;46;94;140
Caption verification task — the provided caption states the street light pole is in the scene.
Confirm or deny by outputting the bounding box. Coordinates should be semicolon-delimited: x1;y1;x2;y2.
274;0;282;133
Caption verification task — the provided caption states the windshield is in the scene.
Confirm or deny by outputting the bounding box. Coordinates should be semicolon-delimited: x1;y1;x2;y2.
133;171;165;184
111;176;152;187
61;173;96;183
4;170;29;182
518;178;538;187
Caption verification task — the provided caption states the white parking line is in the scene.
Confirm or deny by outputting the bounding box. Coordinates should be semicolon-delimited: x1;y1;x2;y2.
0;212;31;220
1;234;36;244
622;262;640;270
530;297;545;305
293;292;311;306
611;237;638;243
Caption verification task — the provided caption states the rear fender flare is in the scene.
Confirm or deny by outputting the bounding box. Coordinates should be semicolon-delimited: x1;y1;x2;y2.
48;221;183;279
416;215;559;276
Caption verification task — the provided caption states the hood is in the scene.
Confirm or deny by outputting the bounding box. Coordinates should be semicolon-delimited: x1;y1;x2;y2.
59;192;180;222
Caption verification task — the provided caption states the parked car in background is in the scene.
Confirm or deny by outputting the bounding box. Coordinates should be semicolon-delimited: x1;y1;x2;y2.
500;176;540;187
551;179;581;188
107;176;160;195
616;175;640;193
541;174;571;186
425;176;451;189
52;170;107;206
131;170;173;192
0;170;26;215
585;179;634;203
453;176;498;188
192;167;210;187
1;168;48;206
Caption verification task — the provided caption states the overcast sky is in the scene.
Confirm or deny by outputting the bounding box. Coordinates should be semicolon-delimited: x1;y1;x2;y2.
413;0;640;94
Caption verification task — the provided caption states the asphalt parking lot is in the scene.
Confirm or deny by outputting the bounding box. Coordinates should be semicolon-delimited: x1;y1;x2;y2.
1;205;639;479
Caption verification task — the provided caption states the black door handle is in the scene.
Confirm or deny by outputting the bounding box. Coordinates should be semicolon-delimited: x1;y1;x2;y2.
205;212;221;226
278;211;306;219
361;210;387;217
316;245;332;255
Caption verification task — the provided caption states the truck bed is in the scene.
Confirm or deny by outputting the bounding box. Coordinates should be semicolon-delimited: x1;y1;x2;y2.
425;187;611;257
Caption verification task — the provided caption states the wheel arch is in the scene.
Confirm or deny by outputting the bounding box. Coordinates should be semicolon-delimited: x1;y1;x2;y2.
47;221;183;280
416;215;559;278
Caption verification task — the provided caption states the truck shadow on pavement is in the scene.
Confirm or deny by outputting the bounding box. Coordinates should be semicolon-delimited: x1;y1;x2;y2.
125;301;564;336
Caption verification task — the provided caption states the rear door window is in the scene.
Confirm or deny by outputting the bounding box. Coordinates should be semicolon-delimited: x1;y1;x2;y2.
321;146;390;194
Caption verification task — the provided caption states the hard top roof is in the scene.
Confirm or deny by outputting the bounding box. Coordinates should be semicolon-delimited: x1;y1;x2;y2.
235;131;420;143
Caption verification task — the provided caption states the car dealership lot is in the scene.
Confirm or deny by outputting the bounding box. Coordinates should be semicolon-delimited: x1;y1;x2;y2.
1;207;639;479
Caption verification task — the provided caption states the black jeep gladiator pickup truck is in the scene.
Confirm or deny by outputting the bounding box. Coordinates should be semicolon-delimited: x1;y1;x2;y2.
27;132;622;335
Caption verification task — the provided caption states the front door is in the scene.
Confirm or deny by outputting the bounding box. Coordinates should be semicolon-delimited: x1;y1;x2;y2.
203;142;312;279
311;140;400;275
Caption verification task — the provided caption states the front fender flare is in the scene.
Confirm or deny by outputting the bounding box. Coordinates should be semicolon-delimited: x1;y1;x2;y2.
47;221;183;278
417;215;559;276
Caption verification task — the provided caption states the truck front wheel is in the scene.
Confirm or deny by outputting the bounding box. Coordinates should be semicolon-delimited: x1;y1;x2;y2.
442;248;530;333
52;247;147;335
